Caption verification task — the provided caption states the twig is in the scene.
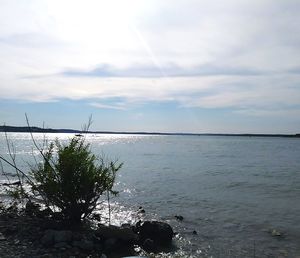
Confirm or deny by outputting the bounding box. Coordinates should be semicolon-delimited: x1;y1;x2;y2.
0;156;33;184
25;114;57;173
107;190;111;226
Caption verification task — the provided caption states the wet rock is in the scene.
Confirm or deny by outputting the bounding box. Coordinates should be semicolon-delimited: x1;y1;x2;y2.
271;229;283;237
97;225;138;242
54;230;73;243
41;229;55;247
54;241;70;249
93;241;103;252
25;200;41;215
104;238;118;251
91;213;101;221
139;221;174;246
3;225;18;235
121;223;131;228
138;207;145;214
40;254;51;258
41;229;73;247
138;209;145;214
175;215;184;221
52;212;64;220
36;208;52;219
72;240;81;248
71;231;83;241
41;219;60;230
143;238;156;252
72;239;94;251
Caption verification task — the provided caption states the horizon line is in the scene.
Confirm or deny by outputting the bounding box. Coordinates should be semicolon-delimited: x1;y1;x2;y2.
0;125;299;138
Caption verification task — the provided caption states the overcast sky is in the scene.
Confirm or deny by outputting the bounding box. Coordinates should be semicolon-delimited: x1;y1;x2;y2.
0;0;300;133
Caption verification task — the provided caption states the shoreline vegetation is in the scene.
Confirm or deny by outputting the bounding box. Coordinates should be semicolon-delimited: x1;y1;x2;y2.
0;122;176;258
1;125;299;138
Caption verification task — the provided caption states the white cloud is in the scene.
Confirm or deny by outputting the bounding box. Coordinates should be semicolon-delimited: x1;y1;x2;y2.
89;102;126;110
0;0;300;119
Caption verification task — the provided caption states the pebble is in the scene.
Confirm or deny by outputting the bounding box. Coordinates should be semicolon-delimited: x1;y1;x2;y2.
0;232;6;241
271;229;282;237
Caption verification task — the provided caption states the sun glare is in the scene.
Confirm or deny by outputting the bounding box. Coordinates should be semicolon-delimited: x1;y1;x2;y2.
46;0;147;46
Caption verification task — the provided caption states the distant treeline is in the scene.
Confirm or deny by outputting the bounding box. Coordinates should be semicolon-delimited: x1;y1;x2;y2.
0;125;78;134
0;125;299;138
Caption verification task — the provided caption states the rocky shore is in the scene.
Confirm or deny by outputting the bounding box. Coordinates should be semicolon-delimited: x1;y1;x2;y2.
0;202;175;258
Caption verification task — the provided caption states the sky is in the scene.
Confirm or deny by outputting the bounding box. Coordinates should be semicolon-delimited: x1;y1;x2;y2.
0;0;300;133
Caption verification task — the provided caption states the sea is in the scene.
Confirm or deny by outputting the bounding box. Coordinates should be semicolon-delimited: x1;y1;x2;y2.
0;133;300;257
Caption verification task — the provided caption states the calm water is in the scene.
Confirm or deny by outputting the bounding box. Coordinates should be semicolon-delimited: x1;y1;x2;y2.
1;133;300;257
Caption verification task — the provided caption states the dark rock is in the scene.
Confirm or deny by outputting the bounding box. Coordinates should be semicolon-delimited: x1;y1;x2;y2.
139;221;174;246
72;239;94;251
121;223;131;228
54;230;72;243
134;220;142;233
25;200;40;215
71;231;83;241
91;213;101;221
138;207;145;213
2;181;21;186
3;225;18;235
72;240;82;248
36;208;52;219
175;215;184;221
96;225;138;242
54;242;70;249
41;219;63;230
41;229;55;247
104;238;118;251
52;212;64;220
192;230;197;235
92;234;101;243
40;254;51;258
143;238;156;252
93;241;103;252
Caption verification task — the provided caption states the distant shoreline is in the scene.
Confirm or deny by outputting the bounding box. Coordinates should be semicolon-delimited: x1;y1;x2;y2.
1;125;299;138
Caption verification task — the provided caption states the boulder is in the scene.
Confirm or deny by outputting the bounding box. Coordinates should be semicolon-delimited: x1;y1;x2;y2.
53;230;72;243
41;229;55;247
72;239;94;251
138;221;173;246
96;225;138;242
104;238;118;251
54;242;70;249
143;238;156;252
41;229;73;247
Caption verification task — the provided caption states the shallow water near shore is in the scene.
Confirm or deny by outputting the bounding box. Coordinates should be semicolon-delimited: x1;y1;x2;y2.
1;133;300;257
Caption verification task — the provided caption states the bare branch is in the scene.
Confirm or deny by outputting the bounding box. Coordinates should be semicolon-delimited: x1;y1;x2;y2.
0;156;33;184
25;113;57;174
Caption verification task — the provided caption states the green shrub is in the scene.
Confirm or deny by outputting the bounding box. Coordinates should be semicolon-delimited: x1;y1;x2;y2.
30;136;122;223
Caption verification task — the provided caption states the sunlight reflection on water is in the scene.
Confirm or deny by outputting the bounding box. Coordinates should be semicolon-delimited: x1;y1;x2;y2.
1;133;300;257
